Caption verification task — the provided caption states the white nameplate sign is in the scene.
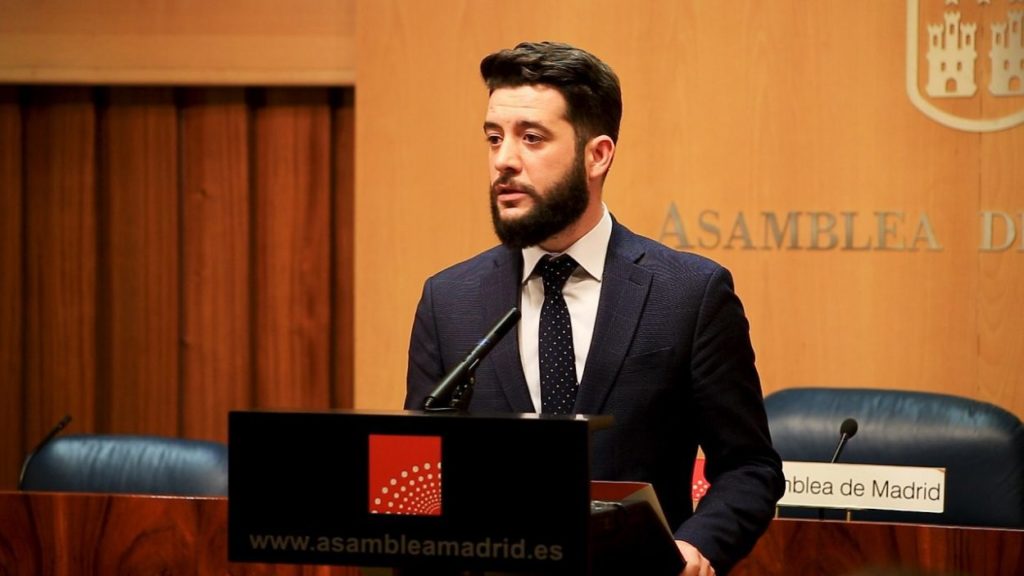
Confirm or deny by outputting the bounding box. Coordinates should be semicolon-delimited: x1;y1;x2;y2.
778;461;946;513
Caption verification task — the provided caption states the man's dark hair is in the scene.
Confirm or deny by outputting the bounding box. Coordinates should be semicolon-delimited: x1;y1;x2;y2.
480;41;622;144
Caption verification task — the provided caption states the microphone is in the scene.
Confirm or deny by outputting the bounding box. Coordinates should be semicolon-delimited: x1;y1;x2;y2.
830;418;858;464
819;417;858;521
18;414;72;489
423;307;521;412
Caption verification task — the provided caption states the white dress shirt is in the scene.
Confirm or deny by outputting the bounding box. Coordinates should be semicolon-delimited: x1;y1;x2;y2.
519;205;613;412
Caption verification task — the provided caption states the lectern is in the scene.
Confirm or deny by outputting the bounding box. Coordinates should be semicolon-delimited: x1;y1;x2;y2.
228;410;682;575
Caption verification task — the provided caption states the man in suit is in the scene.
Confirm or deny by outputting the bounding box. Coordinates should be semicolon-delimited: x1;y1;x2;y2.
405;41;784;575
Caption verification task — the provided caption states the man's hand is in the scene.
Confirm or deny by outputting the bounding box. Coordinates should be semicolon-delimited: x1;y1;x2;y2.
675;540;715;576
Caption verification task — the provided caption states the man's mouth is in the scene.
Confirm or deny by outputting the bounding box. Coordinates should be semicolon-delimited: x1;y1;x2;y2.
494;182;529;200
494;182;522;194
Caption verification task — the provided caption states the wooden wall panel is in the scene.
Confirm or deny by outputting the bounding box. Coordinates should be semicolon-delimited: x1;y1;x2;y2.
354;1;486;410
0;0;356;85
657;2;983;403
0;87;354;488
332;90;356;409
23;87;98;444
979;126;1024;412
100;88;179;435
179;89;253;441
0;87;23;487
354;0;1024;418
253;90;332;408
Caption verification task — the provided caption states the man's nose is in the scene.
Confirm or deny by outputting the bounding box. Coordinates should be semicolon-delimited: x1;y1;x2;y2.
493;140;522;173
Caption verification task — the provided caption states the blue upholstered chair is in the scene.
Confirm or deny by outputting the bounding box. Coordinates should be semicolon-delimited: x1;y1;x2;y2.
765;387;1024;528
19;434;229;496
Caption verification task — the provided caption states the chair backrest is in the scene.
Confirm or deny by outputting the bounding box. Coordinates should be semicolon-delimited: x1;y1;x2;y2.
765;387;1024;528
19;434;229;496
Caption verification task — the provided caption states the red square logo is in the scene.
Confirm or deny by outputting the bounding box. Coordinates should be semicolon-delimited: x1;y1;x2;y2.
368;434;442;516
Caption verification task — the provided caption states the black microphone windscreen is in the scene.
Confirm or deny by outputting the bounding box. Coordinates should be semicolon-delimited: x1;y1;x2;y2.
840;418;858;438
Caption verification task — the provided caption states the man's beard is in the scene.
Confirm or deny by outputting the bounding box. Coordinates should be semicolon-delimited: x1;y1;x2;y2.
489;153;589;249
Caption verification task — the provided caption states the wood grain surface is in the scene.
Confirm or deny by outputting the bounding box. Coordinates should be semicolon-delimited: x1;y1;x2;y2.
23;87;99;448
0;87;24;490
0;0;356;85
732;517;1024;576
0;87;354;489
101;87;180;435
1;491;1019;575
179;88;255;440
0;491;363;575
253;89;332;409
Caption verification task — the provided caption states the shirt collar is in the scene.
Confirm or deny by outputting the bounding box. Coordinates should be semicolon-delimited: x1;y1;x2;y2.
521;204;612;283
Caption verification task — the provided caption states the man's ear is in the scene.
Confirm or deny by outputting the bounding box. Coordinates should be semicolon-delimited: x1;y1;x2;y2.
586;135;616;180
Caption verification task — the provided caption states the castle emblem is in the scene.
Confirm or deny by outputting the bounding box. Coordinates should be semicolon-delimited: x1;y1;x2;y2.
908;0;1024;131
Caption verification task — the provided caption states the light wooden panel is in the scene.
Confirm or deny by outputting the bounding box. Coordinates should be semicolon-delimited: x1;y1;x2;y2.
354;0;1024;417
24;88;98;443
354;0;492;409
0;0;356;85
179;89;253;441
100;88;180;435
625;2;981;403
0;87;23;487
979;124;1024;413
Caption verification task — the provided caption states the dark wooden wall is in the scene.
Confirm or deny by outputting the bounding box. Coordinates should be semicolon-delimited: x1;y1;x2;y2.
0;86;355;490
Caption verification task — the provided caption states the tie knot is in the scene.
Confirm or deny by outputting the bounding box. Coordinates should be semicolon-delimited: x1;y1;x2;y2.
536;255;578;293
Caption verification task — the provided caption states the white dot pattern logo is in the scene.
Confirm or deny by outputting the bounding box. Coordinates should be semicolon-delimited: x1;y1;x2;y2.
691;458;711;502
692;478;711;501
370;461;442;516
537;255;580;415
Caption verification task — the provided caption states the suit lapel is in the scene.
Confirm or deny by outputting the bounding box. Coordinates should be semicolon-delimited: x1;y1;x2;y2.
574;222;652;414
480;248;535;412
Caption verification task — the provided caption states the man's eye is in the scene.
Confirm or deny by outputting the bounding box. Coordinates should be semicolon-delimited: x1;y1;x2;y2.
523;133;543;144
486;134;502;146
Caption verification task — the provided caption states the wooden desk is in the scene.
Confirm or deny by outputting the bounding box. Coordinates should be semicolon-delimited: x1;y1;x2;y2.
0;491;360;575
732;517;1024;576
2;491;1021;575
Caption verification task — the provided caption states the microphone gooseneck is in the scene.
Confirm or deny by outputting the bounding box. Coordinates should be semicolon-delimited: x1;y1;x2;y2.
18;414;72;489
819;417;859;521
423;307;521;412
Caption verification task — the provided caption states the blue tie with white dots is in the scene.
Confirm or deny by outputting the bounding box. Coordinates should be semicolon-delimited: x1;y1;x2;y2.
537;255;580;415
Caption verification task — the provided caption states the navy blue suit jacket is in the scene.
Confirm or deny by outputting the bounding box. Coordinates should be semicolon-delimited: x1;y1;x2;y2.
405;219;784;573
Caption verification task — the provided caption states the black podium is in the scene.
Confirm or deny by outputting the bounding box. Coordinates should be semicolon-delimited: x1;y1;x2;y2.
228;409;682;575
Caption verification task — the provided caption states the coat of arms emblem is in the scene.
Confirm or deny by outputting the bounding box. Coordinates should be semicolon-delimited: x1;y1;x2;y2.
907;0;1024;131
